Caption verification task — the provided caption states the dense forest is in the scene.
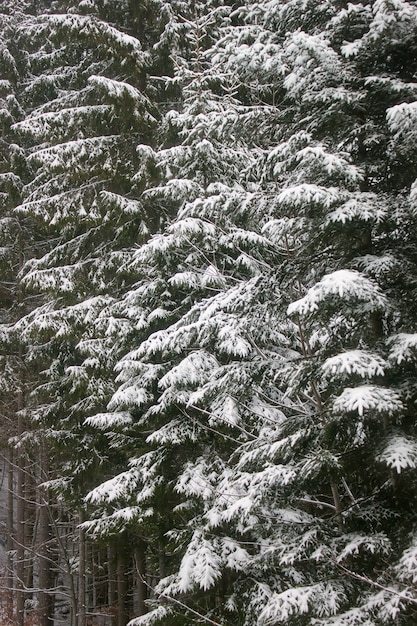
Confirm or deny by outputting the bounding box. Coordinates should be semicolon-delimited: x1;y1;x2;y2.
1;0;417;624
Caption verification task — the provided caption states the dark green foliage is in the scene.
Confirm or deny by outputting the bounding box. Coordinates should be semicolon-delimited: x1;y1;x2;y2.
2;1;417;625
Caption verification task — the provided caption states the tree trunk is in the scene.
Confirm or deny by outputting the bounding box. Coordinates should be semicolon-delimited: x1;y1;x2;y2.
330;478;343;531
158;537;166;579
117;535;130;626
24;469;34;599
37;445;54;626
6;445;14;620
16;388;25;626
135;539;147;617
108;541;118;626
38;500;54;626
78;511;87;626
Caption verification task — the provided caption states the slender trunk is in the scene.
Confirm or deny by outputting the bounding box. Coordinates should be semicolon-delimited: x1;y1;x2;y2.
6;445;14;619
24;470;34;597
135;539;147;616
108;541;118;626
38;501;54;626
91;544;96;613
15;220;26;625
16;387;25;626
330;478;343;531
117;535;130;626
96;546;108;609
37;446;54;626
78;511;87;626
192;0;202;113
47;506;77;626
158;537;166;579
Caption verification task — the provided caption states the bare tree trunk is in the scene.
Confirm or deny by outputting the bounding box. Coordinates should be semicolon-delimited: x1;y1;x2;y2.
158;537;166;579
51;511;77;626
38;501;54;626
95;546;108;610
330;478;343;531
6;445;14;620
24;469;34;598
135;539;147;617
117;535;130;626
37;445;54;626
108;541;118;626
78;511;87;626
16;387;25;626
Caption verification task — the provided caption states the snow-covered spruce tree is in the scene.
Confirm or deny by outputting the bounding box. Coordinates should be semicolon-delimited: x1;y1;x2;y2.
0;3;27;392
82;1;289;623
8;2;167;622
194;1;417;625
85;1;417;625
0;4;45;623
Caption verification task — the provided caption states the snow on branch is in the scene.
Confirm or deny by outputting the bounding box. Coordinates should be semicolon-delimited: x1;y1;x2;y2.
177;531;222;592
259;581;346;624
342;0;417;56
294;146;362;184
332;385;403;417
326;197;386;225
387;101;417;141
89;75;145;102
12;105;113;140
175;531;249;593
88;76;157;124
127;606;174;626
378;436;417;473
335;532;391;563
287;270;388;316
396;536;417;584
28;135;120;169
369;0;417;42
388;333;417;364
107;383;150;411
84;412;132;429
86;451;162;505
25;13;149;66
278;184;342;210
158;350;219;390
322;350;387;379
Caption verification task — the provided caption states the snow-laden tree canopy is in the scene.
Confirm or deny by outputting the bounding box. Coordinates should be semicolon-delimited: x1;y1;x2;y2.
2;0;417;624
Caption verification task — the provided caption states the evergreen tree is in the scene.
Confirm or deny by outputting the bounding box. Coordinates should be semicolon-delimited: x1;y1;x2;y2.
2;0;417;624
0;3;41;622
87;1;417;625
5;1;164;622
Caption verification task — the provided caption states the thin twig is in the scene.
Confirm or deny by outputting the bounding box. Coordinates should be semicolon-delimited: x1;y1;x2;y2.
333;560;417;606
134;561;229;626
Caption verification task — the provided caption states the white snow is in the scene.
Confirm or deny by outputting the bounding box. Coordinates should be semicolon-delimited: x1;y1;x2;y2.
278;184;341;209
326;198;386;224
84;412;132;429
388;332;417;363
387;101;417;139
322;350;386;378
333;385;403;417
178;531;222;591
396;537;417;584
378;436;417;473
288;270;387;316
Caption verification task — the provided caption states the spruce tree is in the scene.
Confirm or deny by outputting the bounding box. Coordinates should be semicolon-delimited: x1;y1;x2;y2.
5;1;163;622
88;1;417;625
0;3;41;622
2;0;417;624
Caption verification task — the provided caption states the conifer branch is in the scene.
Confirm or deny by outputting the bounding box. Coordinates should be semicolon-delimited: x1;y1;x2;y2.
333;560;417;606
